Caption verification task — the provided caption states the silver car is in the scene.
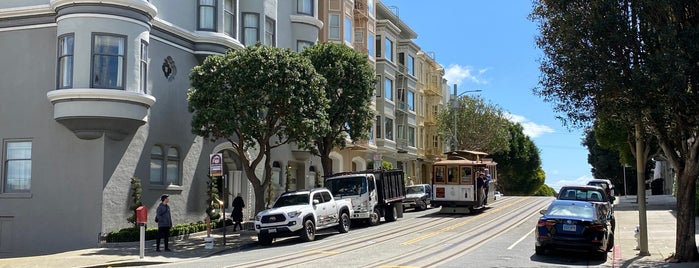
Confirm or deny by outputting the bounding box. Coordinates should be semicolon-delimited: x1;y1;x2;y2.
403;184;432;211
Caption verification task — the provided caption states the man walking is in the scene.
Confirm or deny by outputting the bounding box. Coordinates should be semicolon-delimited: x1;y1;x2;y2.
156;194;172;252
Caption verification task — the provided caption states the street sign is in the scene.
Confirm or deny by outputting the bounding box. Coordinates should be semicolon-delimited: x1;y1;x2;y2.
210;153;223;177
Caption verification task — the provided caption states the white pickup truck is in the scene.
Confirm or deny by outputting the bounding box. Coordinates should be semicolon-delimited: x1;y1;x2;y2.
254;188;353;245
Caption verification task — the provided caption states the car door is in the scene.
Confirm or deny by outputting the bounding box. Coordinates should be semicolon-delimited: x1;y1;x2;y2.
321;191;339;224
313;192;333;226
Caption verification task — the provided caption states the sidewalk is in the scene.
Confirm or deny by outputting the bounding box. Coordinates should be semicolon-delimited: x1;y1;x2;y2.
612;194;699;268
0;226;257;268
2;195;696;268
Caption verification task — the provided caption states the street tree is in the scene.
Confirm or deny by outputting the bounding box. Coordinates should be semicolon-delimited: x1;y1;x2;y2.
491;123;544;195
437;95;510;154
532;0;699;261
301;42;377;176
188;45;330;214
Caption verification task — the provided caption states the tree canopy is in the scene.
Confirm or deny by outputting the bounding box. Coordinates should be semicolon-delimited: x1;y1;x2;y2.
531;0;699;261
491;123;544;195
188;45;330;213
437;95;510;154
301;42;377;175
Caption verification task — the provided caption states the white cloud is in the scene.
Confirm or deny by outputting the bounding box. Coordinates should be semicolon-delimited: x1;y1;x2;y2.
504;113;555;138
444;64;488;86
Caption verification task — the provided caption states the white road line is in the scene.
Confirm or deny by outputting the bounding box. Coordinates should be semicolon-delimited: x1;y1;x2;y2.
508;227;535;250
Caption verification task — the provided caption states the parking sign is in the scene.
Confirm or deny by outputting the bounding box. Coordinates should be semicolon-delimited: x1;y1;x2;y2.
210;153;223;177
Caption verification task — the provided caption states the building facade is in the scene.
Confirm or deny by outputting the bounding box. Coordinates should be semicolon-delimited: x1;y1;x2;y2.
0;0;448;256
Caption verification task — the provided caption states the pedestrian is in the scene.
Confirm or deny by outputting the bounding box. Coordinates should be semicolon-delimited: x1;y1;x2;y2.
476;172;486;207
231;193;245;231
155;194;172;252
483;172;491;205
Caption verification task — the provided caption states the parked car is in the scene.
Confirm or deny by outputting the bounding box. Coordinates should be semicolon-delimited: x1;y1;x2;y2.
535;199;614;259
557;185;615;231
587;179;615;202
254;188;352;245
494;191;503;200
403;184;432;211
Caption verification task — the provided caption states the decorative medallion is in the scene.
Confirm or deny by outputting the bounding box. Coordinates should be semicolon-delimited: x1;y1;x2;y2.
162;56;177;81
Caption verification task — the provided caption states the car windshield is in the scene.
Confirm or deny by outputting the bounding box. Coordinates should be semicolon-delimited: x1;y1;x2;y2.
547;203;594;218
325;176;367;196
272;194;310;208
406;186;425;194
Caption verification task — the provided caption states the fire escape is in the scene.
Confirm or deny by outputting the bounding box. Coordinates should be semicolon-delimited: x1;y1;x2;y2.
353;0;368;54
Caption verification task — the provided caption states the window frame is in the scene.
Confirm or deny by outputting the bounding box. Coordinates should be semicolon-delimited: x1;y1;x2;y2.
407;90;415;111
198;0;218;31
150;144;181;186
329;13;340;40
90;33;127;90
385;37;393;62
367;33;375;58
264;16;276;46
344;17;352;43
385;118;394;141
407;54;414;76
139;40;148;94
242;12;260;46
297;0;313;15
376;116;382;139
223;0;236;37
2;140;32;193
384;77;393;101
57;33;74;89
297;40;314;51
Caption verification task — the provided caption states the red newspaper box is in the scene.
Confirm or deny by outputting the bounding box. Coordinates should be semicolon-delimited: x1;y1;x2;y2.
136;206;147;224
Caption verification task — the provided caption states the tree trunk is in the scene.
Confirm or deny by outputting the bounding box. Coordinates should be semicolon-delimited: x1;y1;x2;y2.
675;169;699;261
318;136;334;176
253;183;267;216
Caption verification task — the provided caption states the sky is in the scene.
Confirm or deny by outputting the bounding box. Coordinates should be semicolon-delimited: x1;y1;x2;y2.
380;0;593;192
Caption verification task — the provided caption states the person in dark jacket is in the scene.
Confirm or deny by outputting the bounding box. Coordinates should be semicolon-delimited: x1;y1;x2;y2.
231;193;245;231
476;173;486;207
155;194;172;252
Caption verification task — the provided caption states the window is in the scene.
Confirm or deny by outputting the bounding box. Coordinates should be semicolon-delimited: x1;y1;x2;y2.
264;17;275;46
329;14;340;40
434;166;445;183
57;34;74;89
460;167;473;184
242;13;259;46
224;0;236;37
297;40;313;51
375;75;381;97
344;17;352;43
384;77;392;101
376;116;382;139
433;135;439;148
3;141;31;193
92;34;125;89
368;126;374;143
448;167;458;184
385;38;393;62
367;0;374;16
407;55;414;76
408;126;415;147
407;90;415;111
139;40;148;93
367;33;375;57
298;0;313;15
150;145;180;185
385;118;393;140
198;0;217;31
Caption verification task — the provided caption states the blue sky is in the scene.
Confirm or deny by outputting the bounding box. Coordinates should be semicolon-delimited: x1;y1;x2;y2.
380;0;593;191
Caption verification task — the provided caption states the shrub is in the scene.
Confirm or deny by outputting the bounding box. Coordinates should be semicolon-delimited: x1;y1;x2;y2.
105;222;211;242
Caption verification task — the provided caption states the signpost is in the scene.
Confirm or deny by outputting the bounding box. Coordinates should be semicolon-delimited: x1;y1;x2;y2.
210;153;223;177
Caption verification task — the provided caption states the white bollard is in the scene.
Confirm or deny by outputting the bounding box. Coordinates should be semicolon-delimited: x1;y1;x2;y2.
634;225;640;250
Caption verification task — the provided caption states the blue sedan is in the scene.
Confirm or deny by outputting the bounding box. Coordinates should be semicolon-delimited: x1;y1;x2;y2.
535;199;614;259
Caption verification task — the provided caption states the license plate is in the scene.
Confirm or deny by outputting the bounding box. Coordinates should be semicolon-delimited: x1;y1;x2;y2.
268;228;277;233
562;224;576;232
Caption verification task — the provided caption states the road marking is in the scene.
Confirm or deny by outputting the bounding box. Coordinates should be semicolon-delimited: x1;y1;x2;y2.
305;250;340;255
508;227;534;250
401;198;527;245
613;243;621;268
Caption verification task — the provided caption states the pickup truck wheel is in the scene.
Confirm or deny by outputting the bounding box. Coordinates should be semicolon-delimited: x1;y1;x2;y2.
418;200;427;211
369;208;381;226
258;234;273;246
299;219;316;242
337;212;350;233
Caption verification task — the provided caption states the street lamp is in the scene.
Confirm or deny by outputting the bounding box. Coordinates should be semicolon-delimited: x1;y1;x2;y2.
452;84;482;151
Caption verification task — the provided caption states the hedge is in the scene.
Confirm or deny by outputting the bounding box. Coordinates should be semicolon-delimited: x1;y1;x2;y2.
105;219;233;243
